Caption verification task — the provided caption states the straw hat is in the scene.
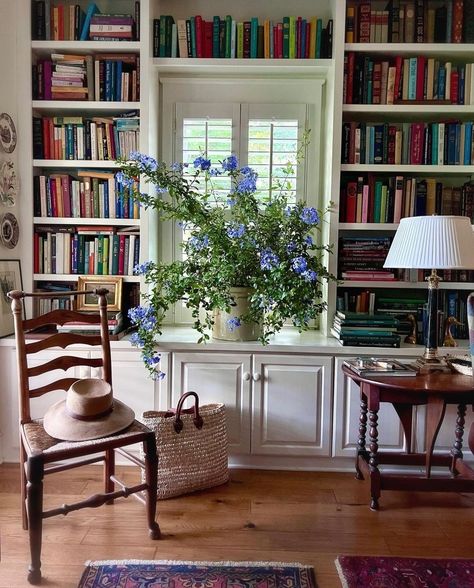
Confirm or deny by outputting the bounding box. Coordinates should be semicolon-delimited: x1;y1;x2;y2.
43;378;135;441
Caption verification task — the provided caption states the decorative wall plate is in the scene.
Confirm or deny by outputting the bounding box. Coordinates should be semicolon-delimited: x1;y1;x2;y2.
0;160;18;206
0;113;17;153
0;212;19;249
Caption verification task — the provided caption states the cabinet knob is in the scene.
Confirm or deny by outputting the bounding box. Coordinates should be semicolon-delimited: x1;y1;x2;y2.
243;372;251;381
252;373;261;382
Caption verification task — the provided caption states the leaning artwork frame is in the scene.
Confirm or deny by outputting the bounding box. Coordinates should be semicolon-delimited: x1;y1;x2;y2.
77;276;123;312
0;259;23;337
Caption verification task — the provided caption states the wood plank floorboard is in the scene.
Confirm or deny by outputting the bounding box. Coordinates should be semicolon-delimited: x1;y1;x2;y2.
1;464;474;588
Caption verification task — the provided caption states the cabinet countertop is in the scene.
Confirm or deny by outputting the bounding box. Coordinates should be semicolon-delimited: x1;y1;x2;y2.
0;327;469;357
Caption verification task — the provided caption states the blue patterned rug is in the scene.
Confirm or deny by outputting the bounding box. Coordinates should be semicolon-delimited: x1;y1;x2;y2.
78;560;317;588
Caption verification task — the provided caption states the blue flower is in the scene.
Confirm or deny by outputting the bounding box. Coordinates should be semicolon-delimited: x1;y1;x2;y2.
222;155;239;171
305;235;313;246
115;171;135;187
240;166;253;176
260;248;280;270
188;235;209;250
154;185;167;194
210;168;221;176
227;197;237;207
129;151;158;171
144;354;161;366
133;261;153;275
128;306;156;330
236;175;257;194
130;332;144;347
193;156;211;170
292;256;308;274
300;207;320;225
227;223;246;238
302;269;317;282
227;317;241;332
286;242;296;253
151;370;166;381
170;162;184;171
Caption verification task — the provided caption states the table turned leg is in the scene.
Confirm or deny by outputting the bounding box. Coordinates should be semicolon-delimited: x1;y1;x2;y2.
425;396;446;478
451;403;467;474
355;393;368;480
368;408;381;511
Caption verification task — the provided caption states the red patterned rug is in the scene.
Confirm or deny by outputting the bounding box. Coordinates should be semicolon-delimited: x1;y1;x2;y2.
336;555;474;588
78;560;317;588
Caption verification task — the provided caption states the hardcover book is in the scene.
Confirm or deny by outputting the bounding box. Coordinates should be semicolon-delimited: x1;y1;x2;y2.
343;358;418;376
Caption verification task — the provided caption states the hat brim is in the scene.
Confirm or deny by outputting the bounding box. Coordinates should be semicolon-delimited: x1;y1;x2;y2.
43;398;135;441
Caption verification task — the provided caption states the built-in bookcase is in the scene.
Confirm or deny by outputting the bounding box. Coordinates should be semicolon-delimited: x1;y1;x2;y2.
338;0;474;344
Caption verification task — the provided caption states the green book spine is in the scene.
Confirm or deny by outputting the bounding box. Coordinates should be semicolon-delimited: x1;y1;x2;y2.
190;16;196;57
374;181;382;222
282;17;290;58
237;22;244;58
225;15;232;58
250;17;258;58
159;15;167;57
316;19;322;58
213;16;220;58
92;178;100;218
103;235;109;275
380;184;388;222
289;16;296;59
97;235;103;275
111;234;119;275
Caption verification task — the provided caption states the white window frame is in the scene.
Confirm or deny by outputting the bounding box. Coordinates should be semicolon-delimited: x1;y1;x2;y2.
159;77;325;325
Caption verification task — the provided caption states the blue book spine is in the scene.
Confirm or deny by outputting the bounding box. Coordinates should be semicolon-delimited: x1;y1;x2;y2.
367;60;374;103
447;123;457;165
104;61;112;101
438;65;446;100
455;122;461;165
432;123;438;164
373;124;384;163
71;234;78;273
103;181;109;218
80;2;99;41
115;61;122;101
212;16;220;58
316;19;322;58
190;16;196;58
408;58;417;100
301;19;307;59
459;65;465;104
464;122;472;164
250;17;258;58
369;125;375;164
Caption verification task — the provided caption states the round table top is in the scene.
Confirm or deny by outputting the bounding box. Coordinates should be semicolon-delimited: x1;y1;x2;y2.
341;365;474;394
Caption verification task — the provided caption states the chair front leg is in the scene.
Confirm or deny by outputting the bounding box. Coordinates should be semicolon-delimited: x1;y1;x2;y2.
143;432;160;539
20;441;28;530
26;454;44;585
105;448;115;504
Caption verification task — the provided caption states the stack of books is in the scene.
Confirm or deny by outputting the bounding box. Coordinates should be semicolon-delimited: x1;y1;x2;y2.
89;13;135;42
57;312;124;336
339;236;395;281
34;53;92;101
331;310;401;347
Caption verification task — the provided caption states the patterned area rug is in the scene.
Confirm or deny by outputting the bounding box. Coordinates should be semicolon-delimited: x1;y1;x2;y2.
336;555;474;588
78;560;317;588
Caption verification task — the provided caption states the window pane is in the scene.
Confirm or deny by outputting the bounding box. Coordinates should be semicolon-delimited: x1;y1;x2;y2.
248;119;299;204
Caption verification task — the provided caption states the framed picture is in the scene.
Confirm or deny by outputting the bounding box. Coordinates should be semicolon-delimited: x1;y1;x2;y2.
77;276;123;312
0;259;23;337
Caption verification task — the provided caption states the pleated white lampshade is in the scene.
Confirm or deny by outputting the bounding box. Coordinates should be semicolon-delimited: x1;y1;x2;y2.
384;216;474;270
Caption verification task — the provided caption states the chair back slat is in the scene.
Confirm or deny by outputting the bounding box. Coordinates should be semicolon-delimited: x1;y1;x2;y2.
23;309;100;331
27;356;104;378
26;333;103;355
30;377;81;398
7;288;113;424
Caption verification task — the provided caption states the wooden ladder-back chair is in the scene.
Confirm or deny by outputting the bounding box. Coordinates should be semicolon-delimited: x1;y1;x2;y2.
8;288;161;585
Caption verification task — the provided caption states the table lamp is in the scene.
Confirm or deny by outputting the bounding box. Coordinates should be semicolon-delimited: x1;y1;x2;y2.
383;216;474;373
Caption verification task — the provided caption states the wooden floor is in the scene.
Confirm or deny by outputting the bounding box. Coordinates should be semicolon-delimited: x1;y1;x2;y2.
1;464;474;588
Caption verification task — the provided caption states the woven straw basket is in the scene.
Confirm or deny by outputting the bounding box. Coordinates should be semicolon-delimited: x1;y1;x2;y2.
140;392;229;499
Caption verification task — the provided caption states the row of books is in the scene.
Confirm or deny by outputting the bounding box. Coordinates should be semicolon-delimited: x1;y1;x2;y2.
331;310;401;347
341;120;474;165
33;171;140;220
345;1;474;44
33;228;140;277
340;176;474;223
32;1;140;41
344;53;474;105
33;53;140;102
32;115;139;161
153;15;333;59
339;236;395;281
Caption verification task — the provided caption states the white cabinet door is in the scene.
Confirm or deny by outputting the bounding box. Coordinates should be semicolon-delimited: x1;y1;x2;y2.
251;354;333;456
172;352;251;454
333;357;412;458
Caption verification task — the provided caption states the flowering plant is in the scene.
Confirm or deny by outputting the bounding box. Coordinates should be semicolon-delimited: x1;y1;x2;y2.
118;147;335;379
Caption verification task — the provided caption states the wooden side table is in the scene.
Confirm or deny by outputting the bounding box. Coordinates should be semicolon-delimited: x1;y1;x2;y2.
342;366;474;510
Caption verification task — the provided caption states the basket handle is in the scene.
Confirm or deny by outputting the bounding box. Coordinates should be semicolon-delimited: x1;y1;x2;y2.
174;391;204;433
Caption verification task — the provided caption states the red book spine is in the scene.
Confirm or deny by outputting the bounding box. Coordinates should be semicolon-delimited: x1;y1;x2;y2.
388;126;396;164
276;23;283;58
345;181;357;222
195;15;203;58
42;118;50;159
50;178;57;216
34;233;39;273
58;4;64;40
118;234;126;275
243;22;251;58
62;175;71;217
450;69;459;103
410;123;424;165
203;21;213;58
358;3;371;42
346;52;355;104
416;56;426;101
305;22;310;58
452;0;464;43
393;56;403;102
